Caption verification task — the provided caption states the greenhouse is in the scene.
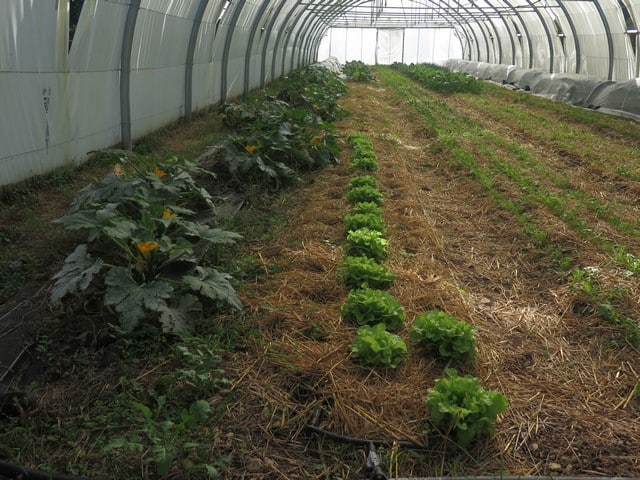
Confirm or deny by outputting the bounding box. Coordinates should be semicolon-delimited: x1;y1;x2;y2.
1;0;640;479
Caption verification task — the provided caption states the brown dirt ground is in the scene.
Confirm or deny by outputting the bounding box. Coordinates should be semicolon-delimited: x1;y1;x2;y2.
2;76;640;479
219;80;640;478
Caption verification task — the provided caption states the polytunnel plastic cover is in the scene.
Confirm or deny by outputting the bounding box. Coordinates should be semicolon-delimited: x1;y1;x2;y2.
2;0;640;190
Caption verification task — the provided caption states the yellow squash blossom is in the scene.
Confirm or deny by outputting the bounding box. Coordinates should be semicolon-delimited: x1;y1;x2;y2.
162;208;177;219
152;167;167;178
137;240;160;257
244;144;257;155
112;164;124;177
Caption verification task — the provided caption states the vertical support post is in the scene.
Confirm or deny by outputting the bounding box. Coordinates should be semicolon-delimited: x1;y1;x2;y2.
220;0;246;102
591;0;615;80
120;0;141;151
555;1;581;73
185;0;210;123
244;2;272;95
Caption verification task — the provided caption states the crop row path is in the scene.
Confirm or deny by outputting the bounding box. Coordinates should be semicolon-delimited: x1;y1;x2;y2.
222;68;640;478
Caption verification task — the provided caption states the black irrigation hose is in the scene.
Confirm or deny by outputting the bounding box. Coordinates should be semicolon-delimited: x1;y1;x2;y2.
306;407;428;451
0;460;91;480
306;423;427;451
306;409;636;480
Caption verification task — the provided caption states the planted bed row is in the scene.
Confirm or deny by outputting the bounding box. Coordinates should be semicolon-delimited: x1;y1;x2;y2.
50;65;347;336
340;131;507;448
382;65;640;345
30;65;350;478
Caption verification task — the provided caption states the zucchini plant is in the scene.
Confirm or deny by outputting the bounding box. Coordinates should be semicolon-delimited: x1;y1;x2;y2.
277;64;347;122
51;157;242;334
219;65;344;189
220;99;339;189
343;60;374;83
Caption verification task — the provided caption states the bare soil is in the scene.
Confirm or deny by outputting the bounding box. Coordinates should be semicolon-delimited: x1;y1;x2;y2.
2;73;640;479
220;79;640;478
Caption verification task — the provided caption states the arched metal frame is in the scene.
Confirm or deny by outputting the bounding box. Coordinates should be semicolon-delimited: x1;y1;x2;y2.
294;0;622;81
122;0;634;144
244;1;273;95
220;0;247;102
500;0;534;68
10;0;635;194
260;0;290;88
120;0;141;150
592;0;615;80
185;0;210;122
300;0;487;67
554;1;582;73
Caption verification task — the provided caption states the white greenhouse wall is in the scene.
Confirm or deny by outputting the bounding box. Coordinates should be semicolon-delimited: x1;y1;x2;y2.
0;0;315;190
318;27;462;65
2;0;640;190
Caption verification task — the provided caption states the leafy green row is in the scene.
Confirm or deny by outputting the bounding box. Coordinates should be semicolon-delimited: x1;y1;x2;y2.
392;62;483;94
339;142;405;367
343;60;375;83
340;131;505;450
50;66;349;336
380;67;640;347
347;132;379;171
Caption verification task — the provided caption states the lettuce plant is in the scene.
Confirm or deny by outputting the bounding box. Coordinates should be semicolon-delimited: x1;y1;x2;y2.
409;310;476;362
351;323;407;368
340;256;396;289
346;186;384;206
351;155;379;171
424;369;508;448
352;201;383;216
348;175;378;190
347;132;376;157
347;132;378;171
341;287;405;331
344;212;385;235
345;228;388;261
51;157;242;334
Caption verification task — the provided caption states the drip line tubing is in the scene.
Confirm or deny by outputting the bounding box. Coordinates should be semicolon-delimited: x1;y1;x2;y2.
306;407;427;450
306;409;634;480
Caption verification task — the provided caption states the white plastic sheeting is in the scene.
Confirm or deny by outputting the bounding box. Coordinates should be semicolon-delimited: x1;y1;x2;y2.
462;0;640;81
318;27;462;65
3;0;640;190
446;59;640;122
2;1;75;189
0;0;315;190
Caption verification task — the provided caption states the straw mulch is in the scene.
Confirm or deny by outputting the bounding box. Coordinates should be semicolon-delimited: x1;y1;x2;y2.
220;82;640;479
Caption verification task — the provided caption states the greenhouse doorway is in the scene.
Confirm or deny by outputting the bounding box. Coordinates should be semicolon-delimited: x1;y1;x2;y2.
376;28;405;64
318;26;462;65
